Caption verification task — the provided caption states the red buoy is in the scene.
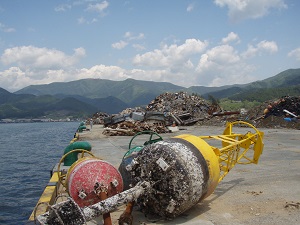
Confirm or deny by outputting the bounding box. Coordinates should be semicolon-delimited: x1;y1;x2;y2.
67;158;123;207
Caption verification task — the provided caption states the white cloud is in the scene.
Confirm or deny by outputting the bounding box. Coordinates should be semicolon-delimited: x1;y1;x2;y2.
77;16;98;24
196;44;240;73
0;64;168;92
78;65;128;80
288;48;300;61
184;59;194;69
112;32;145;50
132;44;146;51
112;41;128;50
187;3;195;12
257;40;278;52
222;32;240;44
54;1;107;25
208;66;255;86
0;22;15;33
130;39;210;87
195;44;256;86
0;46;87;91
133;39;208;68
241;44;257;58
77;17;87;24
242;40;278;58
0;64;126;92
124;32;145;41
0;67;72;91
54;4;72;12
0;37;280;92
214;0;287;22
199;45;240;66
0;67;26;91
124;32;132;39
86;1;109;15
74;47;86;57
1;46;86;70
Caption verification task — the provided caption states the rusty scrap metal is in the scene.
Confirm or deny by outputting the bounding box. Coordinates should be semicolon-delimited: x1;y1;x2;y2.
89;112;110;125
146;92;212;118
93;92;250;135
146;92;214;127
98;189;112;225
118;202;134;225
103;120;169;136
245;96;300;129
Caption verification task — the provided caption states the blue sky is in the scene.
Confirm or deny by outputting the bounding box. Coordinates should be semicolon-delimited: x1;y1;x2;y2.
0;0;299;92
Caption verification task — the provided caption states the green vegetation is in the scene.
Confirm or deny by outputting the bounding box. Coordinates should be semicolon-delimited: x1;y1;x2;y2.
1;68;299;119
229;85;300;102
0;88;97;119
203;69;300;100
220;99;261;111
16;78;183;105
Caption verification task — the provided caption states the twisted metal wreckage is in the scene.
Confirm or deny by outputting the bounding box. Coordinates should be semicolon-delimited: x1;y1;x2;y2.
36;121;264;225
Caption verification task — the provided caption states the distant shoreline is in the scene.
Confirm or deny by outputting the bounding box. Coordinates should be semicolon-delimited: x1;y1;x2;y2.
0;119;81;123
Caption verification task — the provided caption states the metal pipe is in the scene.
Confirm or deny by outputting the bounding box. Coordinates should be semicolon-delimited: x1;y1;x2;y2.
83;181;150;221
36;181;151;224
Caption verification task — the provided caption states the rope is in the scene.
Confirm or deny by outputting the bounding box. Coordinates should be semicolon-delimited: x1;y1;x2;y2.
33;202;50;225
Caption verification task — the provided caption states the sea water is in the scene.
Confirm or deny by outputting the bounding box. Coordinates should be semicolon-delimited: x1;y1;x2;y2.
0;122;79;225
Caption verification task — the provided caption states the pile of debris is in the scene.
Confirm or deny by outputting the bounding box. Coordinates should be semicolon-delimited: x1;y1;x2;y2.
100;92;242;136
147;92;212;125
246;96;300;129
102;110;169;136
101;92;212;136
146;92;241;126
90;94;300;133
102;120;169;136
87;112;110;125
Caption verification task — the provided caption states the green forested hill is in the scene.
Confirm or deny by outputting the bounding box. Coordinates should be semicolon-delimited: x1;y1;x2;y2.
16;69;300;104
246;68;300;89
15;78;185;105
229;85;300;102
204;68;300;100
1;68;300;119
0;88;97;119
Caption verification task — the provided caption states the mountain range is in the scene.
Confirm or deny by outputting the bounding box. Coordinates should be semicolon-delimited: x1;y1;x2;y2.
1;68;300;119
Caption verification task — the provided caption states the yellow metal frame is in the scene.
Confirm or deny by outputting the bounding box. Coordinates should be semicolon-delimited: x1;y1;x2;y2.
199;121;264;183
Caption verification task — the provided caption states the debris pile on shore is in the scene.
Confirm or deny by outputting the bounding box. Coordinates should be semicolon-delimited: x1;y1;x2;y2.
102;110;170;136
198;96;300;129
89;93;300;135
247;96;300;129
250;96;300;119
102;120;169;136
100;92;240;136
146;92;222;126
147;92;211;117
88;112;110;125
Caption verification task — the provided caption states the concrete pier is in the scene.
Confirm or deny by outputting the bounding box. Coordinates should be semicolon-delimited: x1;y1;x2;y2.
76;124;300;225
